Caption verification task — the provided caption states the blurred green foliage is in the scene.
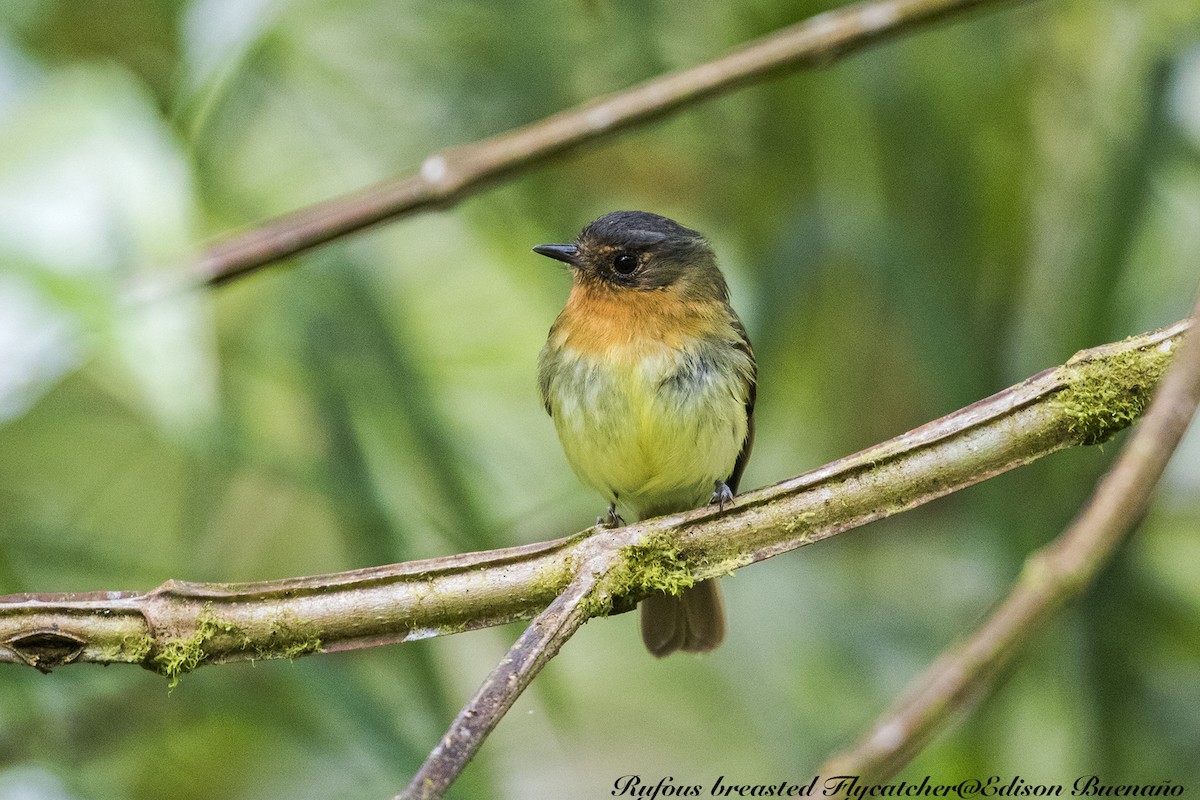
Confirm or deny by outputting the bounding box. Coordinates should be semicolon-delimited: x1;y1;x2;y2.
1;1;1199;798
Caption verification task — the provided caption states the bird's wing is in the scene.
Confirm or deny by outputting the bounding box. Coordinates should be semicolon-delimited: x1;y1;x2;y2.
725;312;756;495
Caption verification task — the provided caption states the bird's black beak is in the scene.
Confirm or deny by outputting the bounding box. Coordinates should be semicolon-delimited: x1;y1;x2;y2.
532;243;579;265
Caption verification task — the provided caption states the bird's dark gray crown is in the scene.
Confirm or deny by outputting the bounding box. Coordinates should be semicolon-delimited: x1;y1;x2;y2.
579;211;706;252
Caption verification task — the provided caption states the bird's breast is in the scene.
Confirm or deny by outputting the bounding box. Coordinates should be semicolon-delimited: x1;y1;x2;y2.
539;328;751;518
545;282;727;356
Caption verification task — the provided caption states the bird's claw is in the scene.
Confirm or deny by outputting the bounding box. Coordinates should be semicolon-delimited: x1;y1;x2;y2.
598;502;626;528
709;480;735;511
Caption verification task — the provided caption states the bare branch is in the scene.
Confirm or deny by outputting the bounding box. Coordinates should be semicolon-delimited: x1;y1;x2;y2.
392;590;590;800
395;549;609;800
0;320;1186;683
819;297;1200;783
194;0;1033;287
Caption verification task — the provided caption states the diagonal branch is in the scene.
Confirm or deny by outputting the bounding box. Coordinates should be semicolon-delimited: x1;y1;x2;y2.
395;555;606;800
194;0;1034;287
0;320;1186;684
819;295;1200;784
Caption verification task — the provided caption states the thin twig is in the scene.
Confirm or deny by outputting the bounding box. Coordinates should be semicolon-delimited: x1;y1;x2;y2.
395;564;603;800
818;294;1200;784
393;495;723;800
194;0;1032;287
0;321;1186;683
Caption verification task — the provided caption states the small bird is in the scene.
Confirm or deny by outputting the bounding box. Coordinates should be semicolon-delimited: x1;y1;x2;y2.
534;211;756;657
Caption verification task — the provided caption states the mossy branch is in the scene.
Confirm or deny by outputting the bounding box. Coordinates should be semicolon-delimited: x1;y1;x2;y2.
0;320;1186;684
820;295;1200;787
191;0;1033;287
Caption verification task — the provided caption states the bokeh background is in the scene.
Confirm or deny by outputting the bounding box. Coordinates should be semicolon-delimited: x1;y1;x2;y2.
1;0;1199;797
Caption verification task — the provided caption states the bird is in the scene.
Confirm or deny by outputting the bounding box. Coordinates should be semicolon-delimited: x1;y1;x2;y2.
533;211;756;657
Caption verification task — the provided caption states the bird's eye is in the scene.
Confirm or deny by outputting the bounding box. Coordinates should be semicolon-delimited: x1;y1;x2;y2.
613;253;639;275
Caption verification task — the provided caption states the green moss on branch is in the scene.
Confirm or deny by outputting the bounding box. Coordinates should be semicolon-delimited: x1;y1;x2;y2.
150;606;322;687
582;532;696;618
151;606;242;687
1053;338;1176;445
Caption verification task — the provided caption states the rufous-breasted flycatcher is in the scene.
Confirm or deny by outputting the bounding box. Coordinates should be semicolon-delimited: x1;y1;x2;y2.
534;211;756;657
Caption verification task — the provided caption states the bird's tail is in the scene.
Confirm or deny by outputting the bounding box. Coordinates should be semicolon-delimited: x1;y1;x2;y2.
638;578;726;657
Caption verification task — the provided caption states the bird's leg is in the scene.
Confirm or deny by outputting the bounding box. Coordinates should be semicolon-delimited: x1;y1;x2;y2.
709;480;735;511
597;500;626;528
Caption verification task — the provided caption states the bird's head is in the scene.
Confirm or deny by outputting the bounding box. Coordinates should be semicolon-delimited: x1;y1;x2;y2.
533;211;728;301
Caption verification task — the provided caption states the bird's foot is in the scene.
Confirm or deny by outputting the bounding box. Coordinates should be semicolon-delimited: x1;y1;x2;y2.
597;502;626;528
709;480;735;511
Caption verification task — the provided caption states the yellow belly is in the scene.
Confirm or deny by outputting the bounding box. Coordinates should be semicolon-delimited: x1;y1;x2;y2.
542;342;749;520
